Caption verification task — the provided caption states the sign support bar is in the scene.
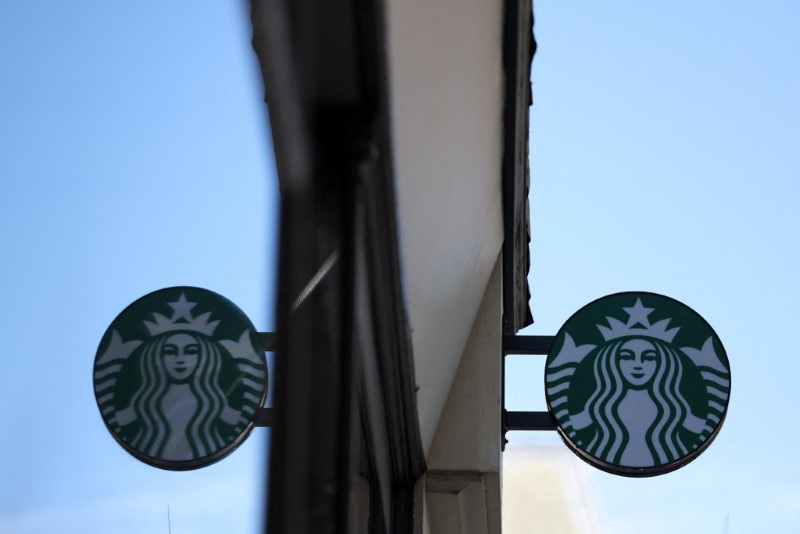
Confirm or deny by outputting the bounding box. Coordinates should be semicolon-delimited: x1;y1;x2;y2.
502;335;556;448
258;332;276;352
253;408;275;427
504;410;556;431
252;332;276;427
504;335;553;355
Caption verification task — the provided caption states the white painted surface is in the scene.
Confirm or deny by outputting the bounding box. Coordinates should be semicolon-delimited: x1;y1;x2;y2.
386;0;505;456
422;259;502;534
424;473;500;534
427;256;502;473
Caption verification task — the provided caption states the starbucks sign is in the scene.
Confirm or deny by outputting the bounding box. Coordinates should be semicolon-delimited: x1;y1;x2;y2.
545;292;730;476
93;287;268;470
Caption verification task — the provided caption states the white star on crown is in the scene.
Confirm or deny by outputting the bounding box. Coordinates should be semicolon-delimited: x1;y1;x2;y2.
144;293;220;336
596;297;680;342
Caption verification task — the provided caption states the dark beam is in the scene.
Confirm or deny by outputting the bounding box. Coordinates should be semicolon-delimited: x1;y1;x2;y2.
253;408;274;427
505;411;556;431
504;335;554;355
251;1;423;531
257;332;276;352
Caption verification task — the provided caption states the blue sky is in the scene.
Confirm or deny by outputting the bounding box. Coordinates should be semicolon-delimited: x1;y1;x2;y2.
506;1;800;533
0;2;275;533
2;1;799;534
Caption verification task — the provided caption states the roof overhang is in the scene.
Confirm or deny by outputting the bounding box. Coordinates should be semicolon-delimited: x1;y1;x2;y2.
387;0;533;454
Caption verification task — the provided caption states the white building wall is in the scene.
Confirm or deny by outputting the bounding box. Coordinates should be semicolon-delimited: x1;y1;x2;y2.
420;256;503;534
386;0;505;456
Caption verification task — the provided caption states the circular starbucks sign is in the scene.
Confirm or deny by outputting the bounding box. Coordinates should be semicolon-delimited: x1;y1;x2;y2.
93;287;268;470
545;292;730;476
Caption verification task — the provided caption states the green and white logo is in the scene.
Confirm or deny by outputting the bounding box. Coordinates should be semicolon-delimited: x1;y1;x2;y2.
545;292;730;476
94;287;268;470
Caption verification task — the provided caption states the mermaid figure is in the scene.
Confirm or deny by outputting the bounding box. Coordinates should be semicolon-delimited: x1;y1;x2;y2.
547;298;730;468
112;330;248;460
94;292;266;463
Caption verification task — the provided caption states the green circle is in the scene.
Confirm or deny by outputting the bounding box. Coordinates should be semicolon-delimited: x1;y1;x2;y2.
93;287;268;470
545;292;730;477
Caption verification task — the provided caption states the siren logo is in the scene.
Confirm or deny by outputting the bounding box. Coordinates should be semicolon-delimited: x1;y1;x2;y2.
545;292;730;476
93;287;267;470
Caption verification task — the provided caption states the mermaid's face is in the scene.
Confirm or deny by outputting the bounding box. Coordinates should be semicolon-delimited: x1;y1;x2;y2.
161;333;200;382
618;338;657;388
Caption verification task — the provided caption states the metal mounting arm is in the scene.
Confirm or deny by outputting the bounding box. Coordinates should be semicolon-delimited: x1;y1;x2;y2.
502;335;556;448
250;332;277;427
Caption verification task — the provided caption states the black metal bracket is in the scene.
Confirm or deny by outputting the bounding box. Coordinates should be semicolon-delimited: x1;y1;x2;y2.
504;335;553;355
253;407;275;427
502;335;556;449
504;410;556;431
258;332;276;352
248;332;277;427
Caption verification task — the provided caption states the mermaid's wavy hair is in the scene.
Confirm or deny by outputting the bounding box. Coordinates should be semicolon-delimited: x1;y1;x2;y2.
584;338;693;466
128;332;226;459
